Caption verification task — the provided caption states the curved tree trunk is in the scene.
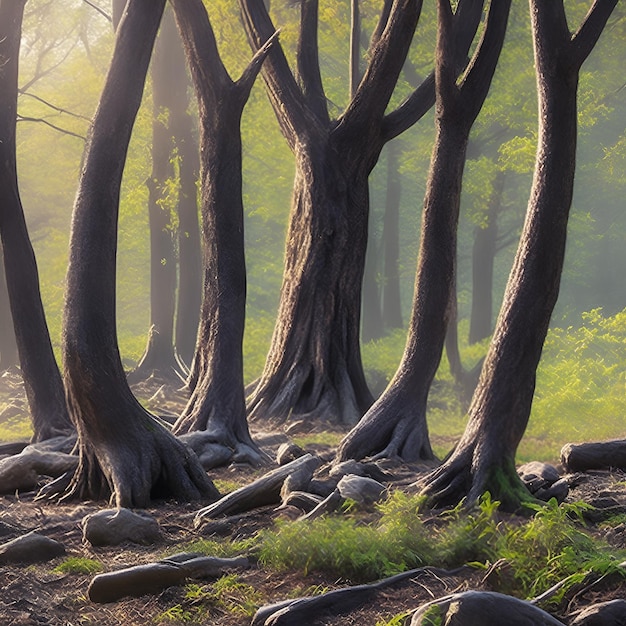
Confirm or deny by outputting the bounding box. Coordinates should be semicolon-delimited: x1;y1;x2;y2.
336;0;510;463
420;0;618;512
130;7;183;384
0;0;72;442
61;0;217;508
169;0;275;466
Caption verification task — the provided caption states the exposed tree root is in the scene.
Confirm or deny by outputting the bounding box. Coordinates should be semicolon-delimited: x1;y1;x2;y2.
417;440;535;513
57;413;219;509
336;389;435;463
247;361;366;428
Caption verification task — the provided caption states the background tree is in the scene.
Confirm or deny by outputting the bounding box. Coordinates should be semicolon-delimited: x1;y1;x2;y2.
420;0;618;512
240;0;484;426
129;6;198;382
0;254;19;372
168;0;276;467
60;0;217;507
337;0;510;463
0;0;72;442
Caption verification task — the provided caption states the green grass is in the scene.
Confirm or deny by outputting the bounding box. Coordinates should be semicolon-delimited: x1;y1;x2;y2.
53;557;103;575
254;492;626;602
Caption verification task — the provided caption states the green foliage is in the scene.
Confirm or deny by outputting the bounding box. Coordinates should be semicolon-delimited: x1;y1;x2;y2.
257;491;434;581
53;557;103;575
376;611;413;626
157;576;262;623
256;491;626;603
167;537;256;560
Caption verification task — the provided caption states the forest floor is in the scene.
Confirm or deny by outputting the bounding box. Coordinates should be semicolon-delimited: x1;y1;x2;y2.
1;372;626;625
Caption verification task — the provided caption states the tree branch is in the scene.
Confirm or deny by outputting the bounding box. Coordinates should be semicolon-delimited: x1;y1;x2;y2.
238;0;314;149
297;0;328;124
237;30;280;99
457;0;511;124
570;0;619;69
16;116;86;141
18;90;91;121
81;0;112;23
382;0;485;141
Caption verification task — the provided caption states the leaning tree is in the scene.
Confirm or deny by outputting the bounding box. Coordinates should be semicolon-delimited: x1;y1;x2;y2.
167;0;277;467
419;0;619;512
336;0;511;464
0;0;73;442
59;0;218;507
240;0;485;426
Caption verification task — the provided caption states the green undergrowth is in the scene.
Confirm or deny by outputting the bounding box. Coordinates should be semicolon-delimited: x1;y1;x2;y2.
218;492;626;603
156;575;262;623
53;557;103;575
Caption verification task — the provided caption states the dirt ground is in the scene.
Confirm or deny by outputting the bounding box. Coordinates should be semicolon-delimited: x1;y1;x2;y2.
2;373;626;626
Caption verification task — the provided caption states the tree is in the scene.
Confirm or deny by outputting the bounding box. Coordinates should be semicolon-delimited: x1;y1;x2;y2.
240;0;484;426
0;0;73;442
167;0;276;466
129;6;197;382
420;0;618;512
60;0;217;507
336;0;511;464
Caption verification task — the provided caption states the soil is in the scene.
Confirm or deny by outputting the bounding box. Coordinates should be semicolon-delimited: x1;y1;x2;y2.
1;372;626;626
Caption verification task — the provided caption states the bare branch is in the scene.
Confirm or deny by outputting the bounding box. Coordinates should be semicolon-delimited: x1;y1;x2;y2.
237;30;280;98
81;0;112;23
18;90;91;121
17;115;86;141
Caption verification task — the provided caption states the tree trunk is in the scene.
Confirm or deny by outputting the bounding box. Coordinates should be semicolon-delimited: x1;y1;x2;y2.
246;141;375;426
172;102;201;369
468;169;505;345
382;141;403;331
420;0;618;512
0;0;72;442
240;0;485;426
336;0;510;463
0;253;18;372
130;7;183;383
169;0;275;467
61;0;217;508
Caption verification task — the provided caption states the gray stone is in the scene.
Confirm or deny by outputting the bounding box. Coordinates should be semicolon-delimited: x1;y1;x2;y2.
0;531;66;564
82;508;162;547
411;591;564;626
336;474;386;505
570;599;626;625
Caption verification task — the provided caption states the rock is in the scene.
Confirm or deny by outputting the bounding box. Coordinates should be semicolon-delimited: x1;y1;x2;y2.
178;431;234;469
410;591;565;626
0;531;66;564
280;490;322;513
570;599;626;625
330;460;367;479
336;474;386;505
276;442;305;466
517;462;567;502
82;508;162;547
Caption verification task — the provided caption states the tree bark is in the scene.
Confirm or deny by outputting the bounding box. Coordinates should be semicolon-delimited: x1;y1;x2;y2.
240;0;484;426
61;0;217;508
0;0;72;442
169;0;275;467
336;0;510;463
420;0;618;512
